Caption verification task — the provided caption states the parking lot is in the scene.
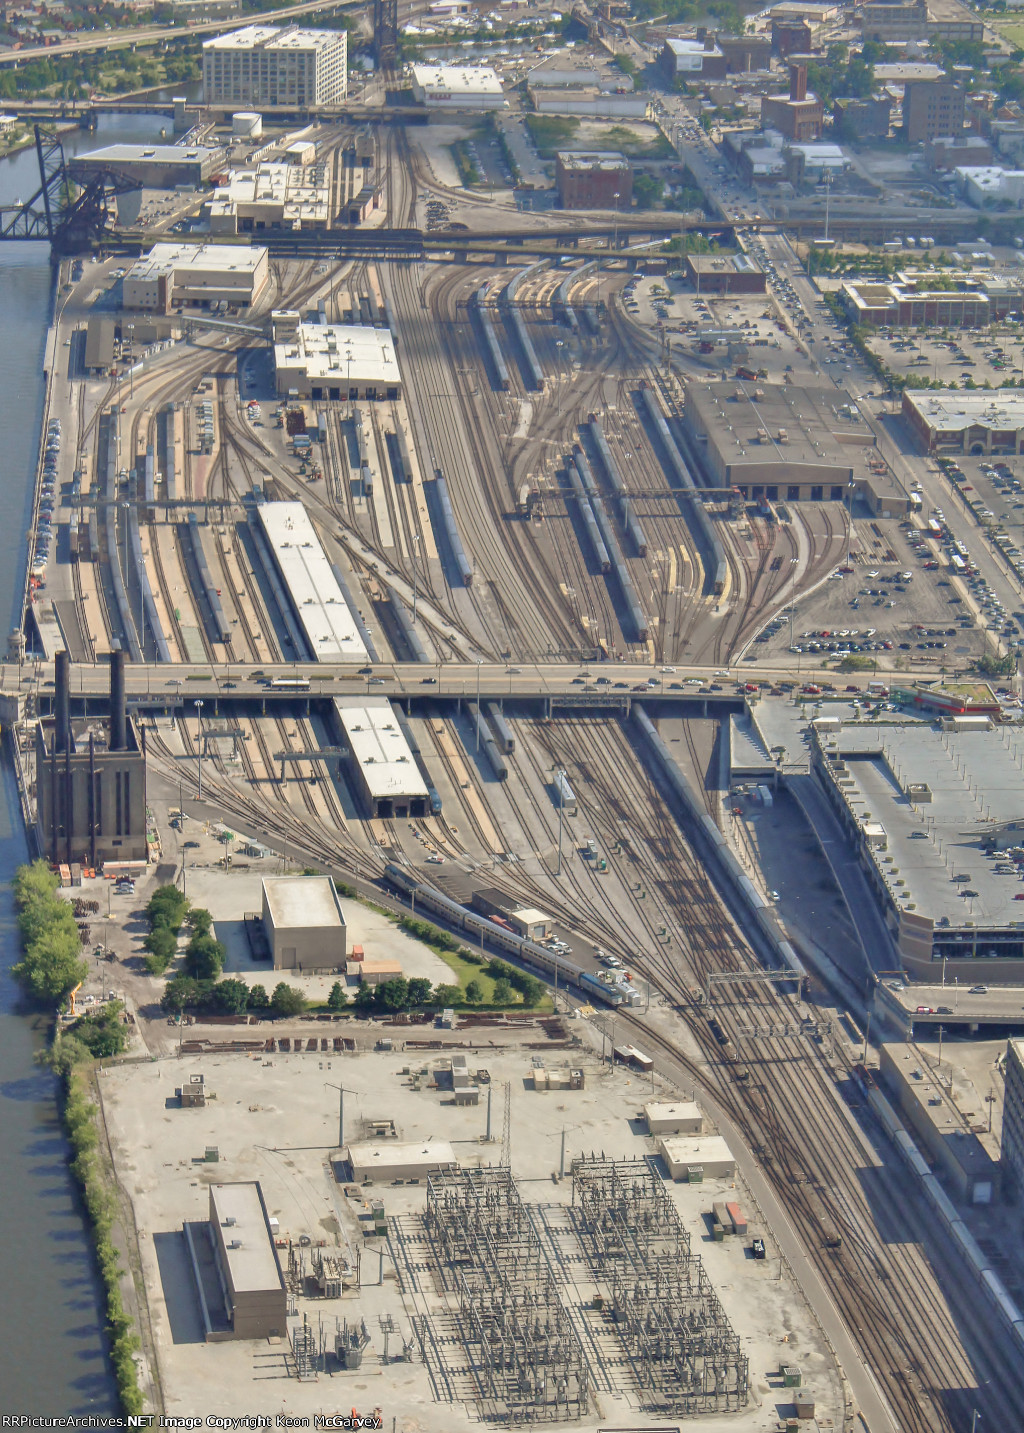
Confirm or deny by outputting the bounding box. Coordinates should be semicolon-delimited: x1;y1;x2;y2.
750;512;993;672
865;324;1024;391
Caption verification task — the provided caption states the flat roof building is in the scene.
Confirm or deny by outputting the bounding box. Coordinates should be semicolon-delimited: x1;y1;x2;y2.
683;252;766;294
409;64;506;109
644;1100;703;1135
878;1043;997;1203
761;64;823;142
555;151;633;211
203;24;348;108
272;317;401;400
812;720;1024;977
123;242;269;312
345;1138;457;1182
658;1134;735;1180
69;143;222;190
261;875;347;971
843;268;1024;328
333;701;430;819
253;501;369;663
685;380;909;514
208;160;331;234
206;1182;287;1339
659;37;727;82
902;389;1024;456
956;165;1024;209
903;78;966;143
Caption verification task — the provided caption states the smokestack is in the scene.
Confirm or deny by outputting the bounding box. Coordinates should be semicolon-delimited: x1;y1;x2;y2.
109;648;126;752
790;63;807;102
54;649;71;754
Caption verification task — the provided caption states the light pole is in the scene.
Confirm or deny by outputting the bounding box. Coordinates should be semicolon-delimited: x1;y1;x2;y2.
325;1082;357;1150
553;765;565;876
475;659;483;751
555;339;565;419
194;699;204;800
612;193;620;253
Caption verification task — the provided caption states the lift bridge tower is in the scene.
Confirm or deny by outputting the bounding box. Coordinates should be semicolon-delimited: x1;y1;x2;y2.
0;125;140;255
373;0;398;72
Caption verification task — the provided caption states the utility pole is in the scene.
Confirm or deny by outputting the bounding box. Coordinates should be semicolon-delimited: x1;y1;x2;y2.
475;659;482;751
553;765;565;877
193;699;204;800
325;1083;357;1150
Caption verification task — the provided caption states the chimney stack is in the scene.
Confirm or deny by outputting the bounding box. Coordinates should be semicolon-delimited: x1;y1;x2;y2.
109;648;126;752
790;63;807;102
54;649;71;754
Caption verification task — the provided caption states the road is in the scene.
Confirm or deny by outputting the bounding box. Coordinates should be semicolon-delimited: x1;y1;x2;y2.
0;0;360;67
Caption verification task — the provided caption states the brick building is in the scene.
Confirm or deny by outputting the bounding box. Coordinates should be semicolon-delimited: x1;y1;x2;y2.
555;151;632;210
760;64;824;141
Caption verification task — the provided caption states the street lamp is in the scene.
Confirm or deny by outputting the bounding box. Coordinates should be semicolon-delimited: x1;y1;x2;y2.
475;659;483;751
553;764;565;876
194;699;204;800
555;339;565;419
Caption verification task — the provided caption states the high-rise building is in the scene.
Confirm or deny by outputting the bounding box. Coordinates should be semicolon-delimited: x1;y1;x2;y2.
1002;1039;1024;1195
203;24;348;109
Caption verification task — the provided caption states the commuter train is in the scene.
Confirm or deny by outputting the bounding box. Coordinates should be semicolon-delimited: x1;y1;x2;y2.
382;863;624;1006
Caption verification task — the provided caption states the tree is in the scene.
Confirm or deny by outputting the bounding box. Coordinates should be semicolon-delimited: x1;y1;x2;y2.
353;983;377;1013
184;934;225;982
161;976;202;1014
69;1001;129;1058
247;983;270;1012
327;981;348;1011
209;978;250;1014
185;906;213;938
614;52;636;77
492;978;514;1006
633;174;664;211
374;977;410;1013
14;860;60;907
407;977;432;1007
13;926;88;1004
432;983;462;1008
464;979;484;1004
146;884;189;933
144;926;177;964
271;983;307;1017
518;974;544;1009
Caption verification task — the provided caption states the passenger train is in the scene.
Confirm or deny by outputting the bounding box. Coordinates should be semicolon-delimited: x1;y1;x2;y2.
382;863;624;1006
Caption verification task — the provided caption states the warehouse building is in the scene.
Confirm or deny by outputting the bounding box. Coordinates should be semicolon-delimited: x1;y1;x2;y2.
261;875;347;971
35;650;147;868
208;160;331;233
683;252;766;294
253;501;370;663
204;1182;287;1339
878;1043;997;1203
345;1138;457;1183
685;380;909;513
812;719;1024;977
123;242;269;312
203;25;348;108
902;390;1024;456
555;151;633;211
69;143;223;190
409;64;505;110
272;315;401;400
333;702;430;819
658;1134;735;1180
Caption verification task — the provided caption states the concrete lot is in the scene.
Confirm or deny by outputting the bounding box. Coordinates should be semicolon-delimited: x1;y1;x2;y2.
99;1037;845;1429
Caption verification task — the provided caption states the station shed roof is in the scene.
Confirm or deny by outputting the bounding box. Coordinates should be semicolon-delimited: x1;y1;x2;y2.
334;701;429;801
255;501;368;662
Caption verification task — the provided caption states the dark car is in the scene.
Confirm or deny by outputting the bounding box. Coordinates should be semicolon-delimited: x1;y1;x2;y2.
752;1238;766;1260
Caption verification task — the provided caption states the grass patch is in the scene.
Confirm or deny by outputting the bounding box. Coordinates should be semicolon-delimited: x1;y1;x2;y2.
593;124;673;159
525;114;580;158
989;19;1024;43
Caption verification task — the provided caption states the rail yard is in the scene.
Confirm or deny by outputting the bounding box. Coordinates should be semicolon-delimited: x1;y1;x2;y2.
10;94;1024;1433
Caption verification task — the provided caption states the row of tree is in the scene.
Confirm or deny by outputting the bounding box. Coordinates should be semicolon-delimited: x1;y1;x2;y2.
12;861;89;1005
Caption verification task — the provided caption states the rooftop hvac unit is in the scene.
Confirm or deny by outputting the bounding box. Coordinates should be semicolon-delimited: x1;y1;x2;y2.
229;1239;243;1249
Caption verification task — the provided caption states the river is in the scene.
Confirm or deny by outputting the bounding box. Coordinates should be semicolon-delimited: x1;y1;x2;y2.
0;112;170;1413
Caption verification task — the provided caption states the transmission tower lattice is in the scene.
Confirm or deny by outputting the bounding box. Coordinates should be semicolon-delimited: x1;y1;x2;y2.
501;1080;511;1168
